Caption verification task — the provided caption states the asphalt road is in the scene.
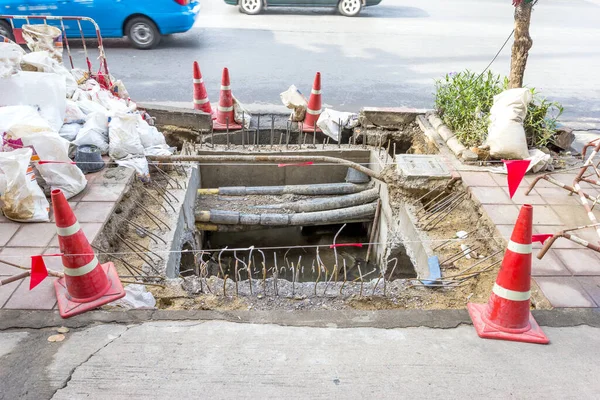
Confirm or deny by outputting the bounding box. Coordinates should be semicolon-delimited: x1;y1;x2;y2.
80;0;599;126
1;321;600;399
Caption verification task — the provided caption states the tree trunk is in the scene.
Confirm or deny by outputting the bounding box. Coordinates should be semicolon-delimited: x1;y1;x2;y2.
509;3;533;88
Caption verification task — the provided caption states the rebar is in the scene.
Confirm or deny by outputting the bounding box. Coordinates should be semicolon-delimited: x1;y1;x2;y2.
140;185;169;212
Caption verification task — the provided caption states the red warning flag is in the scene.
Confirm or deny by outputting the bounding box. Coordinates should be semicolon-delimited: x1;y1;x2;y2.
503;159;531;199
30;255;49;290
532;234;553;244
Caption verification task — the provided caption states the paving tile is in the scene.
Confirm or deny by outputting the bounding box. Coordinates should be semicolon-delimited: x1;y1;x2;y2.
535;187;581;205
0;213;10;223
0;222;21;246
551;205;600;228
481;204;520;225
576;276;600;307
491;173;530;188
524;175;557;188
469;187;512;205
534;276;597;307
495;225;515;241
501;187;546;205
3;275;57;310
49;223;104;247
7;223;56;247
0;247;47;274
555;249;600;276
0;280;23;308
73;202;115;223
531;250;571;277
459;171;497;187
81;184;127;202
43;247;64;272
530;205;562;226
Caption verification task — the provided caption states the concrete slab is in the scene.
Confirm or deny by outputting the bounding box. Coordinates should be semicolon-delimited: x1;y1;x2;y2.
481;204;520;225
555;249;600;276
531;250;571;277
7;223;56;247
503;187;546;205
576;276;600;307
395;154;451;178
3;276;57;310
73;202;115;223
531;205;562;226
534;187;581;205
535;277;597;308
0;222;20;247
459;171;497;187
470;187;512;205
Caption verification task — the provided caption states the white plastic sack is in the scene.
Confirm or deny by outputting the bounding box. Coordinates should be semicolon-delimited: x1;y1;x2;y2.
144;144;174;156
0;42;25;78
0;105;53;139
21;51;77;97
73;112;109;154
75;99;108;115
316;108;359;142
0;148;49;222
20;132;87;199
136;114;166;148
486;88;533;160
94;88;134;113
115;155;150;182
280;85;308;122
0;71;66;132
110;79;130;99
58;123;82;141
109;113;144;159
232;96;251;128
112;284;156;309
21;24;63;63
488;149;553;176
64;100;86;124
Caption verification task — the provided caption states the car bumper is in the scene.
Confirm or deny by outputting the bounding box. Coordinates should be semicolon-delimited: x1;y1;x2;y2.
158;4;201;35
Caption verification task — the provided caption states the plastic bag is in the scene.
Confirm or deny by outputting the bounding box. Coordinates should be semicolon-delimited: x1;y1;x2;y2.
136;114;166;148
21;51;77;97
280;84;308;122
317;108;359;142
144;144;174;156
109;113;144;159
0;148;50;222
0;105;53;140
21;24;63;63
112;284;156;309
115;155;150;182
110;79;130;99
64;100;86;124
0;42;25;78
72;112;109;155
0;71;66;132
58;123;82;141
94;88;134;113
232;96;251;128
21;132;87;199
486;88;532;160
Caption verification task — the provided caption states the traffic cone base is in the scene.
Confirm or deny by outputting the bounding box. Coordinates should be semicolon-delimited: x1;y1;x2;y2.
212;119;242;131
301;120;322;133
467;303;549;344
54;262;125;318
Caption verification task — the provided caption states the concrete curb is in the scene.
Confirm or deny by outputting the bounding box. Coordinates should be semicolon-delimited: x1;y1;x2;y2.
1;308;598;330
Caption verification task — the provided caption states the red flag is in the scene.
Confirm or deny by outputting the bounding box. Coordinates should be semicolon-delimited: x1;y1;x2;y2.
30;255;49;290
503;159;531;199
532;234;553;245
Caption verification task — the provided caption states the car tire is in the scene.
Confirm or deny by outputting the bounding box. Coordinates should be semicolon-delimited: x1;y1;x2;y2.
0;20;15;41
126;17;161;50
338;0;362;17
239;0;263;15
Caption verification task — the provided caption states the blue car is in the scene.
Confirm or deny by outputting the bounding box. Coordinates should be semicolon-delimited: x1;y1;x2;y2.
0;0;200;49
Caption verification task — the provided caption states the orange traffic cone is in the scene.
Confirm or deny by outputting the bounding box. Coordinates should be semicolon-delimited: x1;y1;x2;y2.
52;189;125;318
302;72;322;133
467;204;549;344
192;61;215;118
213;67;242;131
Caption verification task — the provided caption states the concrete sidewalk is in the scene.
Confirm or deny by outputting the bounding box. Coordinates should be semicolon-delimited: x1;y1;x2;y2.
1;319;599;399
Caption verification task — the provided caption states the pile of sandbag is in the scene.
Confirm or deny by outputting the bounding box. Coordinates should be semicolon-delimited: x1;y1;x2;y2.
0;27;173;222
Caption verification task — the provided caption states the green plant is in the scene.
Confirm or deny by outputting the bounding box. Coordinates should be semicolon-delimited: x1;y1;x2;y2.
434;70;563;149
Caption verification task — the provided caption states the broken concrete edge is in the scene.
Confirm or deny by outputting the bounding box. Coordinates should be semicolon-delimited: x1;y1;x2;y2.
138;102;214;131
359;107;431;129
0;308;598;330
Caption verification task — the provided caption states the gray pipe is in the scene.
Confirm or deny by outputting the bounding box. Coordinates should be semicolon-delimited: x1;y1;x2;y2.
255;188;380;213
213;183;372;196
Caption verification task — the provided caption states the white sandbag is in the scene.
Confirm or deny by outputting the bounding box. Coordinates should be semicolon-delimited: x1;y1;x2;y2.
317;108;359;142
0;71;66;131
109;113;144;159
0;42;25;78
64;100;86;124
21;24;63;63
112;284;156;309
110;79;130;99
73;112;109;154
75;98;108;115
136;114;166;148
0;105;53;139
20;132;87;199
280;85;308;122
232;96;251;128
94;88;135;113
0;148;49;222
58;123;82;141
21;51;77;97
115;155;150;182
486;88;532;160
144;144;174;156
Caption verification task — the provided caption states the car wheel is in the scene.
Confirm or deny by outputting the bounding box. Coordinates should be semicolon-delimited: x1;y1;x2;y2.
338;0;362;17
239;0;263;15
126;17;161;50
0;20;15;41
